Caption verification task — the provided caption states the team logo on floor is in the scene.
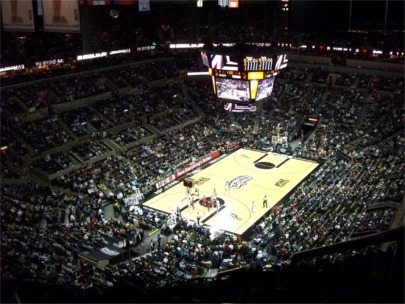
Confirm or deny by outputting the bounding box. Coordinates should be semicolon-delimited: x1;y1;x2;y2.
194;177;210;186
275;179;289;187
229;175;253;189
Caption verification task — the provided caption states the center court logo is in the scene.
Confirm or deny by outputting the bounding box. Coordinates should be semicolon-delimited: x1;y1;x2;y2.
229;175;253;189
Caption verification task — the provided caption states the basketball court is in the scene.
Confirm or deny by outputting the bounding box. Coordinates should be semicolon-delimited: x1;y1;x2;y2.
143;148;319;236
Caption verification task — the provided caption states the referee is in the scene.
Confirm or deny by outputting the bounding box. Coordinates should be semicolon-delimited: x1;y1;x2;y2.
263;195;268;208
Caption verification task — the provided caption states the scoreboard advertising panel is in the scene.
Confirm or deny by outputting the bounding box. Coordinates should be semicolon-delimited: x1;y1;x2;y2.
201;51;288;72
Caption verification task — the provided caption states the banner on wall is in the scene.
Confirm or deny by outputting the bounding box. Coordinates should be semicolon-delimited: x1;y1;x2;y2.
138;0;150;11
155;150;221;189
113;0;135;5
88;0;112;5
218;0;228;7
226;140;241;152
1;0;35;31
229;0;239;8
42;0;80;32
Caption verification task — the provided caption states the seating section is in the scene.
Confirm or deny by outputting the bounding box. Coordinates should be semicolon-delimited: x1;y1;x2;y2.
14;117;73;153
0;56;403;303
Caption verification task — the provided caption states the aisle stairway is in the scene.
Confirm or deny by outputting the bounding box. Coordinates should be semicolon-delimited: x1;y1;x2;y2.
253;100;263;134
180;81;205;117
143;123;161;135
228;112;241;129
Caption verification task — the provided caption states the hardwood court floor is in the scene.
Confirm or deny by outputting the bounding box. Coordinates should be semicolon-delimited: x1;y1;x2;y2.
144;148;319;236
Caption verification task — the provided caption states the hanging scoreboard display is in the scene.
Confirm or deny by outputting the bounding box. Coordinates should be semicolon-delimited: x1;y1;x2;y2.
201;46;288;104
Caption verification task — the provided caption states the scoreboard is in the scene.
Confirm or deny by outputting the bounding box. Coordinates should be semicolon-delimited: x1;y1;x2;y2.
211;69;248;80
201;47;288;106
243;56;273;71
201;51;288;73
210;68;278;80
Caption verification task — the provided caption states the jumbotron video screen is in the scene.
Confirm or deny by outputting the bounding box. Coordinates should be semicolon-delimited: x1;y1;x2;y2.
216;78;250;102
201;46;288;111
256;77;275;101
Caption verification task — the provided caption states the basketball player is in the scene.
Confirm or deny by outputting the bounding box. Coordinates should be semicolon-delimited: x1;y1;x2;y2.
187;194;192;209
176;204;182;220
263;195;268;208
196;212;201;225
251;201;256;214
213;188;217;198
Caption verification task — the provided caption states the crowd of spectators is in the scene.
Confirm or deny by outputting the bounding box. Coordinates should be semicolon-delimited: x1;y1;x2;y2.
150;108;198;131
1;91;26;116
111;126;152;148
1;53;403;302
9;84;51;111
0;59;189;161
61;107;111;137
70;142;111;162
52;74;110;103
14;117;73;153
33;152;74;175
